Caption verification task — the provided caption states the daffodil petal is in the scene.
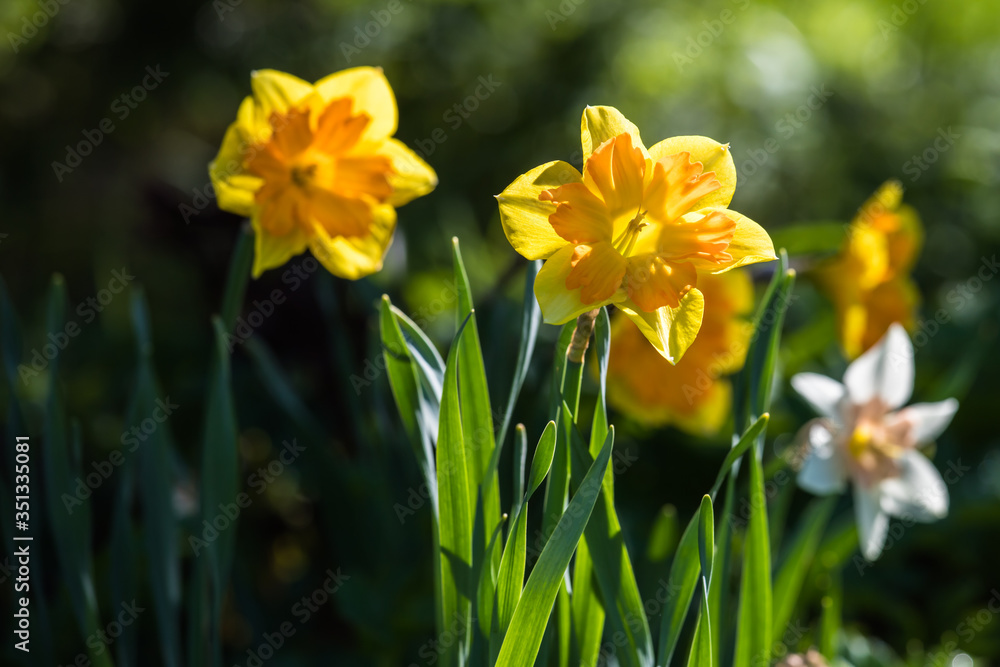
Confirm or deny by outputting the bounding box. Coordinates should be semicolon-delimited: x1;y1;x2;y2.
844;322;913;409
377;138;438;206
896;398;959;445
209;122;262;218
878;450;949;522
497;160;583;260
580;105;648;164
791;373;847;423
251;218;309;278
648;136;736;210
796;421;848;494
307;203;397;280
703;208;777;272
534;245;616;324
618;288;704;363
315;66;397;141
250;69;315;121
854;485;889;561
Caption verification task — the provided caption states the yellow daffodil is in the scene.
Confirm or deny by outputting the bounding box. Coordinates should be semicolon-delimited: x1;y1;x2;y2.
496;106;775;362
605;269;754;435
209;68;437;279
813;181;923;359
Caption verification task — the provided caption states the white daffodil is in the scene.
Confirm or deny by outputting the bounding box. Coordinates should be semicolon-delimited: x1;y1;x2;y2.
790;323;958;561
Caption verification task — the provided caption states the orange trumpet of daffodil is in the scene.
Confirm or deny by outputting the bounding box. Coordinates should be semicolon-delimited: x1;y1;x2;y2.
606;269;754;434
813;180;922;359
209;68;437;279
496;106;775;362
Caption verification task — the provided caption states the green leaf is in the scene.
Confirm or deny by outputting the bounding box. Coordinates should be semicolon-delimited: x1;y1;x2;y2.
657;508;701;666
772;497;837;638
496;500;528;637
130;288;182;667
497;260;542;450
571;539;605;667
197;317;240;667
818;576;842;659
708;474;736;665
528;420;557;499
733;447;773;667
437;315;475;667
688;495;716;667
495;428;615;667
219;223;254;331
110;460;139;667
513;424;528;506
708;414;769;500
41;277;110;667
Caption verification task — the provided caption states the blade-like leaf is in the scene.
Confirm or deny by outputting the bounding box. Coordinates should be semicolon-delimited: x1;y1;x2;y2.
497;260;542;449
130;288;182;667
772;497;836;637
734;447;773;667
709;414;769;500
528;420;557;499
657;508;701;665
687;495;716;667
495;428;615;667
437;316;475;667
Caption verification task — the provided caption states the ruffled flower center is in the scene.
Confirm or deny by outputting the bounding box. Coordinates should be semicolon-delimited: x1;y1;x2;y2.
539;132;734;312
245;99;394;239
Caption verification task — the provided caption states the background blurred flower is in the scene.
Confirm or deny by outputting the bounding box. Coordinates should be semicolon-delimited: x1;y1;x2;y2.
791;323;958;560
812;181;922;359
497;105;775;362
605;269;754;435
209;67;437;279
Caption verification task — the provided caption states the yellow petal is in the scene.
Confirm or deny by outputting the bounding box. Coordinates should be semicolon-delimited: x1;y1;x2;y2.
534;245;618;324
209;121;262;218
566;241;627;305
580;105;647;165
315;66;397;142
250;69;315;121
886;203;923;276
581;132;646;219
702;208;777;273
497;160;583;260
251;217;309;278
648;136;736;210
308;203;397;280
377;138;438;206
619;287;704;363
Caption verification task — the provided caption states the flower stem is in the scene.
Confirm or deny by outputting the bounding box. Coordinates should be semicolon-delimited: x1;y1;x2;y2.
563;308;599;417
220;222;254;331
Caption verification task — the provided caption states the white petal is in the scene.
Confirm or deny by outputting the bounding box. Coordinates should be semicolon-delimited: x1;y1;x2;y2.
797;422;848;495
854;485;890;561
844;323;913;410
899;398;959;445
878;450;949;522
791;373;847;423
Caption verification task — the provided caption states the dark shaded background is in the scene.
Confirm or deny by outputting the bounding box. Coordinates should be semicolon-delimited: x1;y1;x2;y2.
2;0;999;664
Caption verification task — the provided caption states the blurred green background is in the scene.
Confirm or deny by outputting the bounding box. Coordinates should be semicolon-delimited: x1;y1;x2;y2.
1;0;999;664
